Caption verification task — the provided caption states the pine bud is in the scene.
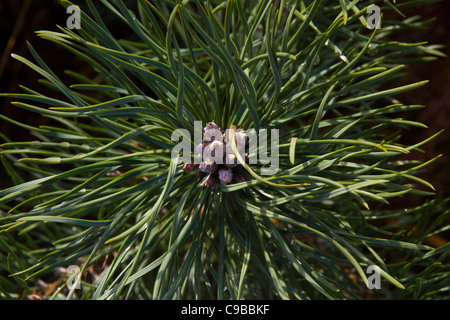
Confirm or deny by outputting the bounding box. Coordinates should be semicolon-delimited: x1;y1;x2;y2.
182;163;199;172
218;168;233;184
205;174;215;188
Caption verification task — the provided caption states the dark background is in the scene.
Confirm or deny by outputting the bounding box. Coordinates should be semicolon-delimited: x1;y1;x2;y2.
1;0;449;200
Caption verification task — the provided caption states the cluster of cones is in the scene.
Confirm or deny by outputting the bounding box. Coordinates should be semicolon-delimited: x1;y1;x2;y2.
182;122;247;188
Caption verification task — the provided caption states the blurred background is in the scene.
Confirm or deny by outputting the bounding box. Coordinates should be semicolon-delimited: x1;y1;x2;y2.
1;0;449;203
